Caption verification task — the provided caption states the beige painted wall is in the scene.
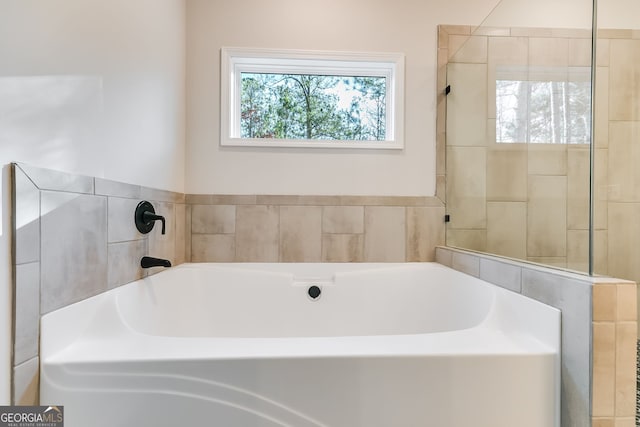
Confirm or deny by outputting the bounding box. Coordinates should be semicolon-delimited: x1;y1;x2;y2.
185;0;501;196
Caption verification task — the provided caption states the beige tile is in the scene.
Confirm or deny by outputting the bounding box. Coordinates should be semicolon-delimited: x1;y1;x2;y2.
528;145;567;176
569;38;592;67
486;147;528;201
488;36;529;66
609;39;640;120
185;205;192;262
593;284;617;322
608;203;640;283
322;206;364;234
596;38;610;67
174;203;186;265
529;37;569;67
191;234;235;262
594;149;609;230
486;202;526;259
486;119;496;143
438;25;449;49
567;149;590;230
449;35;487;63
446;229;487;252
256;195;339;206
592;322;616;417
210;194;256;205
615;322;637;416
446;63;488;146
191;205;235;234
322;234;364;262
616;284;637;321
510;27;555;38
436;131;445;175
592;419;614;427
437;48;448;83
487;36;529;119
594;67;609;148
567;230;589;273
235;205;279;262
448;35;468;60
280;206;322;262
608;122;640;201
439;25;471;36
527;176;567;257
594;230;609;276
471;26;510;37
514;28;590;39
599;29;634;39
364;206;406;262
614;418;636;427
185;194;213;204
435;174;446;202
406;207;445;262
446;147;487;229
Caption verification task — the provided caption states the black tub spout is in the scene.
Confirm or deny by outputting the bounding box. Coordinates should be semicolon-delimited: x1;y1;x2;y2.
141;256;172;268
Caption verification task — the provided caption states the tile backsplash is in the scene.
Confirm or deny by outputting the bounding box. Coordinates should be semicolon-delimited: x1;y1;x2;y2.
11;163;446;405
11;163;187;405
187;194;445;263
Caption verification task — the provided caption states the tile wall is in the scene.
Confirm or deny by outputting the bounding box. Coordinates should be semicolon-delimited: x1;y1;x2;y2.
438;25;594;271
594;30;640;304
11;163;187;405
186;195;445;263
436;246;637;427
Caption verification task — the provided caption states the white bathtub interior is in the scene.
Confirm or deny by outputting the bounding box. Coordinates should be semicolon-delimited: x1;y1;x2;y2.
40;262;561;427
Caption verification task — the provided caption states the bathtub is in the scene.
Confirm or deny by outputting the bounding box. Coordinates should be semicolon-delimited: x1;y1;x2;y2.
40;262;560;427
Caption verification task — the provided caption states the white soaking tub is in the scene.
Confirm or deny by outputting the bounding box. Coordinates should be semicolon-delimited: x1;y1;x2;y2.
40;263;560;427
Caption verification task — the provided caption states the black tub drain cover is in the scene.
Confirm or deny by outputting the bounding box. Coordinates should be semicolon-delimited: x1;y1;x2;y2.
308;285;321;299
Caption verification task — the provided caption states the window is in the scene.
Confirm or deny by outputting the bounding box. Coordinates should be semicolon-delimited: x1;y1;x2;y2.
221;48;404;149
495;66;591;144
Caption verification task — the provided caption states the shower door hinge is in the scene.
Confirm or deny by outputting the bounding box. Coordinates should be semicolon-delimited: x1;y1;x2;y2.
445;85;451;95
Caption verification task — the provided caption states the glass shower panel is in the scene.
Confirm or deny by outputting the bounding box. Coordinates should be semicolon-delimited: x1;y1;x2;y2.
443;0;594;273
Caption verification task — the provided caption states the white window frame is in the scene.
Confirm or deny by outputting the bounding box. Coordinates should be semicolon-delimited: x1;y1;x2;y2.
221;47;405;149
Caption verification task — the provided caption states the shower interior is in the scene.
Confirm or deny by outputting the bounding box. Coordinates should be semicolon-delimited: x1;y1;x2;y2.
443;0;640;313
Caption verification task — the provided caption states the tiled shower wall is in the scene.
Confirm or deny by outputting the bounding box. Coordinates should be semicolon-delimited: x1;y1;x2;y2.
11;163;187;405
594;30;640;298
439;25;595;270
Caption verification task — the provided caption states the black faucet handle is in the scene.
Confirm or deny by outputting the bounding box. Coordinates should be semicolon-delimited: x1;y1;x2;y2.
142;211;166;234
135;201;166;235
